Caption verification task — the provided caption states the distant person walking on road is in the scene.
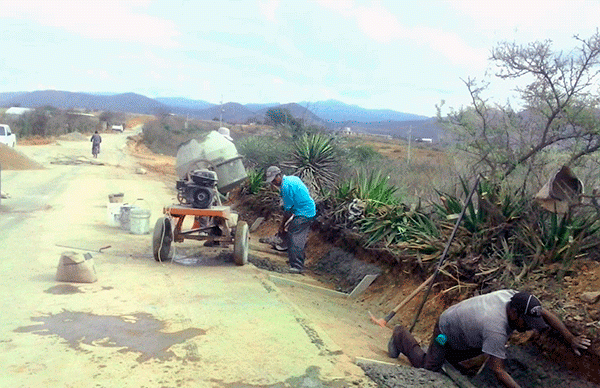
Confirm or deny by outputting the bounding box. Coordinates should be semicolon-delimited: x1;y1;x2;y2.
90;131;102;158
266;166;316;274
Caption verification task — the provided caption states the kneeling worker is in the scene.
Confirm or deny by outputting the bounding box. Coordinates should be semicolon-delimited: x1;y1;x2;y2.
388;290;591;388
265;166;315;274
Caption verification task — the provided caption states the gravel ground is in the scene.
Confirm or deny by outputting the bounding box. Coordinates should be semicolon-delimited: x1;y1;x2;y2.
359;362;458;388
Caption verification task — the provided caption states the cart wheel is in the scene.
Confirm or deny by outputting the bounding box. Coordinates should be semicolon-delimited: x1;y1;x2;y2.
233;221;249;266
153;217;173;262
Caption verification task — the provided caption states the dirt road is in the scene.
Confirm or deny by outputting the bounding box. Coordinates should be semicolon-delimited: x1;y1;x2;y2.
0;130;388;387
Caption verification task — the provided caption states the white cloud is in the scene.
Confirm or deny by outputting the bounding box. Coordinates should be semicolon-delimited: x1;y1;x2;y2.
316;0;484;69
417;26;488;68
315;0;355;17
449;0;600;42
3;0;180;48
258;0;280;22
353;2;407;43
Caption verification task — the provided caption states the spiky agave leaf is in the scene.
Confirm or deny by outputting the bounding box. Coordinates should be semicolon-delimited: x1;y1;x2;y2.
282;133;340;197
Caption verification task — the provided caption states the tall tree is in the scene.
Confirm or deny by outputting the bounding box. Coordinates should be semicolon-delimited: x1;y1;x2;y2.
441;32;600;188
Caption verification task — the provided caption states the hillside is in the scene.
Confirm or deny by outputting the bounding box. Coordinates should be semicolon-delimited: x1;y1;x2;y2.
4;90;169;115
195;102;257;123
303;99;428;123
155;97;214;111
350;118;447;141
0;90;443;140
255;102;327;126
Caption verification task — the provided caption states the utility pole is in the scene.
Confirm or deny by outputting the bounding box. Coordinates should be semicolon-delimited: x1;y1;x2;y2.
407;125;412;165
219;95;224;127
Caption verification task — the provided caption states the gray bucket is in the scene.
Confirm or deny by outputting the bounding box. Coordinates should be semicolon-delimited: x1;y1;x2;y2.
130;207;151;235
119;205;135;231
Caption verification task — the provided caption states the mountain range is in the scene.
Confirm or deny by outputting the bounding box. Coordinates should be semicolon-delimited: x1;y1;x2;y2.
0;90;445;140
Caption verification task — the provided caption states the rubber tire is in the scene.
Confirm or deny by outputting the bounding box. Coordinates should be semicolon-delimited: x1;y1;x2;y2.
233;221;249;266
152;217;173;262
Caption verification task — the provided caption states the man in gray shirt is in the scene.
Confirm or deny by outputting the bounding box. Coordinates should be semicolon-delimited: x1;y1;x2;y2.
388;290;591;388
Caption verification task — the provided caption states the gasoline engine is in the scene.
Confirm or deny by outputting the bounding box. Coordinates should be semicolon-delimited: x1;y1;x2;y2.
176;169;218;209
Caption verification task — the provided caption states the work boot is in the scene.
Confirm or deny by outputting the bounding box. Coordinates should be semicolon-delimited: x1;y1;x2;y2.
289;267;304;274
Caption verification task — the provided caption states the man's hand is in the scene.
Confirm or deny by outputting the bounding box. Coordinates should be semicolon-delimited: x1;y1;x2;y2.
541;309;591;356
570;335;591;356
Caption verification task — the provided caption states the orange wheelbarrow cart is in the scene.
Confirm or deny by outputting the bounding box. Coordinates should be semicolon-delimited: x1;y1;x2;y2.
152;204;249;266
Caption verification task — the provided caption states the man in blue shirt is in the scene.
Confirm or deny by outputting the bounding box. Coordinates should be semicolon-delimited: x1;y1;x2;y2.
265;166;316;274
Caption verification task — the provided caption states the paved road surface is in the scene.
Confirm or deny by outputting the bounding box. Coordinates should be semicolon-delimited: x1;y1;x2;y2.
0;130;376;387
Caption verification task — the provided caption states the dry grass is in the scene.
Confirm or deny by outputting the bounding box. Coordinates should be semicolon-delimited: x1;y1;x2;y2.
343;135;458;203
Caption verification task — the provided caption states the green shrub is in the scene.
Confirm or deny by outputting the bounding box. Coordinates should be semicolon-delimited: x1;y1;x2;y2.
237;135;288;170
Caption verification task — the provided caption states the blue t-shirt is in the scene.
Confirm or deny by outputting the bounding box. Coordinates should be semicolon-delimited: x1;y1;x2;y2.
281;176;316;218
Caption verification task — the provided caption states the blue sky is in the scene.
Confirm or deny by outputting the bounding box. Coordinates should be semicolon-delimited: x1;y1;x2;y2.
2;0;599;116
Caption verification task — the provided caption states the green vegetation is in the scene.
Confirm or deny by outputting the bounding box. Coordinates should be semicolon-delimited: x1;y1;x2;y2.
233;32;600;295
282;133;339;197
1;106;112;138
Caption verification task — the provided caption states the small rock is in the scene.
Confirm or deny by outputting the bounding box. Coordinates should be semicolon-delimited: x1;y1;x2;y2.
136;167;147;175
580;291;600;304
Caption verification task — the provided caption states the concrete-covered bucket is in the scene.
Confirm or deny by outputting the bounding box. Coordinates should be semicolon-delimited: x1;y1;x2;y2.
535;165;583;214
176;131;247;194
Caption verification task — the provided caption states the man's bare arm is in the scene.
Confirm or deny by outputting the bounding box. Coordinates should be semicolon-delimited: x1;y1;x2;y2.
488;356;521;388
541;309;591;356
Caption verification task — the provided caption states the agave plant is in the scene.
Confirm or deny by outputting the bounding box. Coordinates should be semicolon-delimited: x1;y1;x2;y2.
282;133;340;196
351;169;400;212
242;168;265;195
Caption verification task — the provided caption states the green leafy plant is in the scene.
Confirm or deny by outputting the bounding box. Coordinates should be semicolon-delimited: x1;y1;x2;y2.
244;168;265;195
237;135;287;169
283;133;340;196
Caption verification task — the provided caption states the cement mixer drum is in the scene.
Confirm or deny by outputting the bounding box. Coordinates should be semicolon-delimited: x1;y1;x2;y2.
176;131;247;194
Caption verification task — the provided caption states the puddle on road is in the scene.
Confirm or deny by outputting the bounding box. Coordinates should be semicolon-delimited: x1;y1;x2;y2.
14;311;206;362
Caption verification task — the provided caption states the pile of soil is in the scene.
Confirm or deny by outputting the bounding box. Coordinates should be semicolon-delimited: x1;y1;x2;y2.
0;144;44;170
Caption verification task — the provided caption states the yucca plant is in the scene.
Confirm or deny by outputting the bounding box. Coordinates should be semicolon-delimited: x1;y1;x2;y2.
243;168;265;195
351;169;400;213
282;133;340;196
358;203;440;253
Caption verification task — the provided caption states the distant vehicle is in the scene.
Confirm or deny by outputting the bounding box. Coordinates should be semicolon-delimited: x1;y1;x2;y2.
0;124;16;147
111;124;125;132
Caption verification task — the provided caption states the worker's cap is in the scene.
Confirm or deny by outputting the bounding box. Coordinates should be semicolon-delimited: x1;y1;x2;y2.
265;166;281;183
510;292;549;331
218;127;233;141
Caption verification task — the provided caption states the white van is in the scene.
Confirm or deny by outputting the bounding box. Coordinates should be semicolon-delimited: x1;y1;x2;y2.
0;124;16;147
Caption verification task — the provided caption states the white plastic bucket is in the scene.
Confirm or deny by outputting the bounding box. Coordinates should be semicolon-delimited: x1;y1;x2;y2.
107;203;123;227
130;207;151;235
